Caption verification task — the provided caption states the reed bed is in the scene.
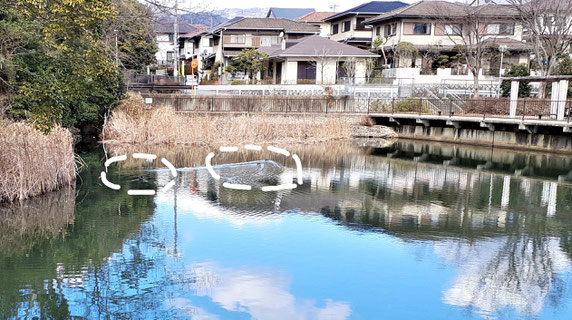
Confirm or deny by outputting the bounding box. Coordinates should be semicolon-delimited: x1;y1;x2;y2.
103;93;361;146
0;120;76;202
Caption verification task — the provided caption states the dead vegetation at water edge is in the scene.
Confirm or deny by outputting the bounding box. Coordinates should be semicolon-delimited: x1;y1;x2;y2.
0;119;76;203
103;93;368;146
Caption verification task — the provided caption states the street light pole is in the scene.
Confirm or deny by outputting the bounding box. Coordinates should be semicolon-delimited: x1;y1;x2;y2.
499;45;507;77
498;45;508;98
173;0;179;77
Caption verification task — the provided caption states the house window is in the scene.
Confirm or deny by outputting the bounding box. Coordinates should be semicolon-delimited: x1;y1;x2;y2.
376;26;381;36
332;23;339;34
166;51;174;62
343;20;351;32
385;23;397;36
230;34;246;44
356;17;366;30
209;38;214;47
413;23;431;35
168;33;174;42
487;23;514;35
444;24;462;35
213;37;219;46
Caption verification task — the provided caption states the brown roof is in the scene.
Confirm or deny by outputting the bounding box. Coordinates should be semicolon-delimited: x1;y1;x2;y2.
295;12;337;22
365;1;519;24
220;18;320;34
482;38;532;51
264;35;379;58
180;24;209;39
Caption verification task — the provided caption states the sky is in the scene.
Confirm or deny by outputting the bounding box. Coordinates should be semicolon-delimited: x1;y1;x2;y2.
202;0;418;12
176;0;510;15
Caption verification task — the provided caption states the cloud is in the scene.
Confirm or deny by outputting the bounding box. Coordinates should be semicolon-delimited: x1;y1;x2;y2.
194;263;351;320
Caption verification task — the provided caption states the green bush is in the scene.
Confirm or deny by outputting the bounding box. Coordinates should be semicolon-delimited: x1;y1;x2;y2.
501;64;531;98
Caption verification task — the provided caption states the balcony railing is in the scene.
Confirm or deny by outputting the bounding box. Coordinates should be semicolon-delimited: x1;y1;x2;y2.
222;35;281;47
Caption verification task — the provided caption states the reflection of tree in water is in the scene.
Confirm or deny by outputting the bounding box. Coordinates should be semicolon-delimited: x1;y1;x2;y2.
297;150;572;318
439;233;570;317
0;151;158;319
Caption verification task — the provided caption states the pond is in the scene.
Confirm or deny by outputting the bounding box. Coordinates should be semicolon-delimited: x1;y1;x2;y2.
2;140;572;319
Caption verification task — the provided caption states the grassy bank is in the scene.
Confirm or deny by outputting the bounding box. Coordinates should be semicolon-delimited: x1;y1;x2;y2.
0;120;76;202
103;93;362;146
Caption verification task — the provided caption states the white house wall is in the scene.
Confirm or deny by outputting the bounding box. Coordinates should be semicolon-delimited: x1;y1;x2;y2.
317;60;338;85
373;20;525;48
282;61;298;85
155;34;174;62
329;16;373;42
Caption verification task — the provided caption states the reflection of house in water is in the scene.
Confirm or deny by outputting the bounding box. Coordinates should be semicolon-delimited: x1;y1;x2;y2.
149;140;572;319
153;141;572;235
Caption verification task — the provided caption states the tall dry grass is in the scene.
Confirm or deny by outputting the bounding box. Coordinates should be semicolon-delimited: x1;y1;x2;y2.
103;93;361;146
0;120;76;202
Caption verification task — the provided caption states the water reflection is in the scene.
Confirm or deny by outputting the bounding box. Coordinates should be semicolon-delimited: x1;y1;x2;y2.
1;141;572;319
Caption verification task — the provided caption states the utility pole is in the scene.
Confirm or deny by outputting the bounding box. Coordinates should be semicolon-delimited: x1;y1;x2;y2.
329;4;338;12
173;0;179;77
114;29;119;66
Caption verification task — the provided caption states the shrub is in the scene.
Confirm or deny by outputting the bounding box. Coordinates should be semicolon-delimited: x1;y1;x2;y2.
501;64;531;98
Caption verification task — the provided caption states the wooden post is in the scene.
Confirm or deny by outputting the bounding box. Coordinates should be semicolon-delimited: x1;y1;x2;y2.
509;80;519;118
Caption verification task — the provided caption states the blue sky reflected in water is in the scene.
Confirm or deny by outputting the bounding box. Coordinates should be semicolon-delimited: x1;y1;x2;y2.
3;141;572;319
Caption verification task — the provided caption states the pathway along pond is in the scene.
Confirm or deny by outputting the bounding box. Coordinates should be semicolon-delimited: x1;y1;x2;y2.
2;140;572;319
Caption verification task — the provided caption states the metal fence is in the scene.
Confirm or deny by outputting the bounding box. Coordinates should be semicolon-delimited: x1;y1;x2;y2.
141;94;572;121
127;74;187;86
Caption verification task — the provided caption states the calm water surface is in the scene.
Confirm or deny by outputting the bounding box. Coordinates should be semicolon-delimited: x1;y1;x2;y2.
2;140;572;319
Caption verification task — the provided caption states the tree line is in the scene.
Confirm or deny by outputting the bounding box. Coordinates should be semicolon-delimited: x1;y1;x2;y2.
0;0;157;134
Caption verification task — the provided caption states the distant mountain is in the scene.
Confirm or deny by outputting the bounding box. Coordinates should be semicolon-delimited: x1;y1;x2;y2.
214;8;268;19
158;8;268;29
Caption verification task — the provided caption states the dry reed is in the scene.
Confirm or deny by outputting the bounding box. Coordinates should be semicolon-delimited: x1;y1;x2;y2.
103;93;362;146
0;120;76;202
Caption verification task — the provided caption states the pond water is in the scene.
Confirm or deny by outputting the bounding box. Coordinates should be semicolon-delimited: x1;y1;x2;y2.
2;140;572;319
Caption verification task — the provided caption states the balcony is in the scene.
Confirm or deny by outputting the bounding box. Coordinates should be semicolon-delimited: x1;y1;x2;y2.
222;35;281;48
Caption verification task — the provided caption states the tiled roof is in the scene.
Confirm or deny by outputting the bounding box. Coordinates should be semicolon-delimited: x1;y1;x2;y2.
324;1;408;21
265;35;379;58
365;1;519;24
482;38;532;51
295;12;337;22
220;18;320;33
266;8;315;20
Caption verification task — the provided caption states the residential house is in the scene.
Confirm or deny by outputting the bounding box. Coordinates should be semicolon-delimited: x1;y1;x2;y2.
259;35;379;84
179;17;244;73
154;23;207;65
266;8;315;19
364;1;530;74
295;12;337;37
324;1;408;48
179;18;319;81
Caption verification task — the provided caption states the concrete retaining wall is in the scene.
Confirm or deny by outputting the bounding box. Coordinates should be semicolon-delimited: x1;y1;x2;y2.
394;125;572;153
